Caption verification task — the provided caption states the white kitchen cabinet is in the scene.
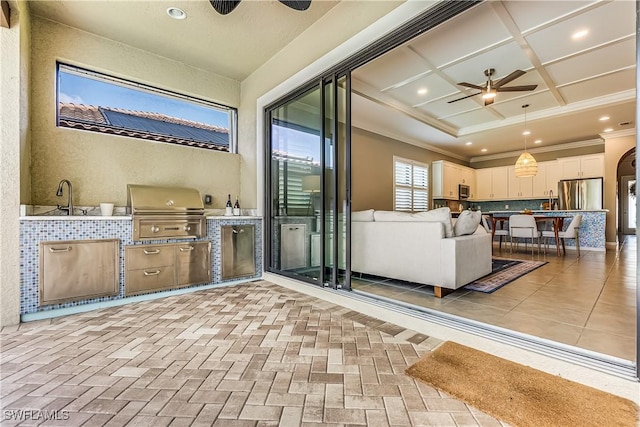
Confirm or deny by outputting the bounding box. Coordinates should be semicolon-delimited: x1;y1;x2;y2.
532;161;560;198
558;153;604;179
475;167;508;200
460;166;476;199
507;166;533;198
432;160;475;200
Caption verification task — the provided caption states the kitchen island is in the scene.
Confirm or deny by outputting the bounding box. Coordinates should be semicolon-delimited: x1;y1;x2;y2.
487;209;606;252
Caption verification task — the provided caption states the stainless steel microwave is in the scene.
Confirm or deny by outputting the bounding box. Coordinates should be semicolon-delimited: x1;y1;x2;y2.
459;184;470;199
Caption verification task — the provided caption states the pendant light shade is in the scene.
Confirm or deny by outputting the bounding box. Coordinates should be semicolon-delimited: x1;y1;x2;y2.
514;152;538;177
514;104;537;177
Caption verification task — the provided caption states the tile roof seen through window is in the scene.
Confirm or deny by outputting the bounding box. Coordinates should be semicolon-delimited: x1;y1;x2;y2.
58;103;229;151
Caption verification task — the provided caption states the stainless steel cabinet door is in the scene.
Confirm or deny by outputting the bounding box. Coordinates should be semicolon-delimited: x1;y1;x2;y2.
221;225;256;280
40;239;119;305
280;224;306;270
176;241;211;286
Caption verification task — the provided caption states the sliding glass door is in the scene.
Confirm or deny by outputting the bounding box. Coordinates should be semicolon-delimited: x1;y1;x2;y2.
266;75;351;288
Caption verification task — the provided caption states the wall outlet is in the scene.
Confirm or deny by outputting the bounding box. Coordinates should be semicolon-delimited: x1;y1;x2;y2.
204;194;212;205
505;204;509;209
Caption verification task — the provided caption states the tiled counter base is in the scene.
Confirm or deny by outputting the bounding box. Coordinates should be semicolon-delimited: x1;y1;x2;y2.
19;216;262;319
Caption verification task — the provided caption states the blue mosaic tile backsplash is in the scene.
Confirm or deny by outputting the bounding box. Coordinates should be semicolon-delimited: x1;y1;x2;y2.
20;218;262;314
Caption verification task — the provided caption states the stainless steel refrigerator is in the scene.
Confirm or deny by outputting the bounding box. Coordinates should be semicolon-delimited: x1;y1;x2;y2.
558;177;603;210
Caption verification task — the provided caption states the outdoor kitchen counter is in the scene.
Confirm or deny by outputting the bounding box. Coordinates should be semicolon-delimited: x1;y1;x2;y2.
19;216;262;320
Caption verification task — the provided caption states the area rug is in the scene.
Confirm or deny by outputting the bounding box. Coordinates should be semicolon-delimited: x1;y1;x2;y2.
405;341;638;427
463;257;546;293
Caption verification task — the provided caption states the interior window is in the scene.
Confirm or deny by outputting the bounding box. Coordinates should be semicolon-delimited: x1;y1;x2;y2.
393;156;428;212
56;63;237;152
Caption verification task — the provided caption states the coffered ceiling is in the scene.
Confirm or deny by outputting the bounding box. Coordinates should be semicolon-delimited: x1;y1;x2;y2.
351;0;636;160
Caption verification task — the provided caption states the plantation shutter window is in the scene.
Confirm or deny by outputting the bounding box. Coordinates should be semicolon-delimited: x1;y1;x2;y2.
394;156;429;212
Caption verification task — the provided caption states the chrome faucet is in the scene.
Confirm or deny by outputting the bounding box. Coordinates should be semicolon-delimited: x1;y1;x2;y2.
56;179;74;215
548;189;554;210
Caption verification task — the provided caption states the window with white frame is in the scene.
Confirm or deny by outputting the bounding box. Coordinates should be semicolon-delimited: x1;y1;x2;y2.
394;156;428;212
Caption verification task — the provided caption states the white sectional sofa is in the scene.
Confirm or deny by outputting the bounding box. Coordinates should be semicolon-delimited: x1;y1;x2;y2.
351;208;492;297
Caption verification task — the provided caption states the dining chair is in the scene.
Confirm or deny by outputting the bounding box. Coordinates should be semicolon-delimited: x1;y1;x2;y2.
542;214;582;256
482;215;509;250
509;214;541;255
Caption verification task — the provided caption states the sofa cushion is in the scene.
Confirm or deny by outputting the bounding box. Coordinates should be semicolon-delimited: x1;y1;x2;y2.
372;208;454;237
373;210;414;221
454;210;482;236
352;209;375;222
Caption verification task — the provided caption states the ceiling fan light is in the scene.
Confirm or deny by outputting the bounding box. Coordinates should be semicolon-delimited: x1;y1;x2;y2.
482;90;496;99
515;152;538;177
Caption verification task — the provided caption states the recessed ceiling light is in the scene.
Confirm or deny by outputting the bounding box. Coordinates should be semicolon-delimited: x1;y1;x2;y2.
465;142;473;146
534;139;542;144
599;116;610;121
481;148;488;152
167;7;186;19
522;130;531;136
417;88;427;95
603;128;614;132
572;29;588;40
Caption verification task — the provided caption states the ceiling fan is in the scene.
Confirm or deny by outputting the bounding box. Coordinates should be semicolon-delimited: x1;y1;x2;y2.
210;0;311;15
448;68;537;106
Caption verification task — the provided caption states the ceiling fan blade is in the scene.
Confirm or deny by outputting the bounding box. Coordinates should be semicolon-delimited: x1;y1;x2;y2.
457;82;485;91
209;0;241;15
447;92;481;103
496;84;538;92
493;69;526;89
484;96;495;107
279;0;311;11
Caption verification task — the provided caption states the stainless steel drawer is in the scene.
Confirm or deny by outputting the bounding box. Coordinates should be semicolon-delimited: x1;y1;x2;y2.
40;239;119;306
125;266;176;296
126;245;174;269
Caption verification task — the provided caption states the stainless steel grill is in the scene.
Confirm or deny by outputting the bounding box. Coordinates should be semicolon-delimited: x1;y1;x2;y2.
127;184;206;241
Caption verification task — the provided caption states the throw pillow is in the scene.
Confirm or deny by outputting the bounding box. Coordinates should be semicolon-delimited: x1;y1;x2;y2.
454;210;482;236
412;207;454;238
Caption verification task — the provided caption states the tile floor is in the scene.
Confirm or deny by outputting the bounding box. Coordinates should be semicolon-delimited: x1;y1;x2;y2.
352;236;637;361
0;281;508;426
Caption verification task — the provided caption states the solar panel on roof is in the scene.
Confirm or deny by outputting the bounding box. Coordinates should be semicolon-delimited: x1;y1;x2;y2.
102;109;229;147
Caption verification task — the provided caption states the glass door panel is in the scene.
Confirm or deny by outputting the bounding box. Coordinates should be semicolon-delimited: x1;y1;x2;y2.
268;86;322;283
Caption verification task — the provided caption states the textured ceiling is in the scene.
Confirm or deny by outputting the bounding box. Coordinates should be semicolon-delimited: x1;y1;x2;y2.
28;0;340;81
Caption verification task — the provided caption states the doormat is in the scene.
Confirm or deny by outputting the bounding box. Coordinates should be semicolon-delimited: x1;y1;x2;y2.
463;257;546;293
405;341;638;427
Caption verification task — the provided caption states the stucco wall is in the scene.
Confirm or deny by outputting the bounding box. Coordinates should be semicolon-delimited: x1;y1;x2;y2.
30;17;242;207
1;0;29;327
604;132;636;244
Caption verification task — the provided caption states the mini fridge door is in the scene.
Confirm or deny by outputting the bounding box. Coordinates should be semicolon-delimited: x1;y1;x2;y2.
221;225;256;280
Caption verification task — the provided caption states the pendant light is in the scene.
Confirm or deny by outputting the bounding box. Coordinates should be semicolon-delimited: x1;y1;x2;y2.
514;103;538;177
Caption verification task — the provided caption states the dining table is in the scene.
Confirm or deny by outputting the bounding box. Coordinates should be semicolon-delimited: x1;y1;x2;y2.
489;214;573;256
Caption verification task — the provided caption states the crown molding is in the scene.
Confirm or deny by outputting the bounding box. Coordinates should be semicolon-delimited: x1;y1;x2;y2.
600;129;636;140
469;138;604;163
